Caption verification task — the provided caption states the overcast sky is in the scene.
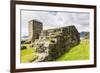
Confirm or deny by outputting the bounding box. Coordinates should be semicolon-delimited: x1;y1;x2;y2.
21;10;90;37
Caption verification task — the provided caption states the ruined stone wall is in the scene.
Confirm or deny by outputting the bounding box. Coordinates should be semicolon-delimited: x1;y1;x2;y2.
45;26;80;61
27;20;80;62
28;20;43;43
33;25;80;61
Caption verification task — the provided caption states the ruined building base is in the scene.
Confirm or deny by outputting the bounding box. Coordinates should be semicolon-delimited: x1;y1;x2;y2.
24;20;80;62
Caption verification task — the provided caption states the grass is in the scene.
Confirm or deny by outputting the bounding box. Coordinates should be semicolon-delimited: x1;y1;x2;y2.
21;47;36;56
21;45;38;63
56;39;90;61
21;39;90;63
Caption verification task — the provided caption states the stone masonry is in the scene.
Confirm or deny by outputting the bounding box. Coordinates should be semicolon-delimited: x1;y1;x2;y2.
28;20;80;62
28;20;43;43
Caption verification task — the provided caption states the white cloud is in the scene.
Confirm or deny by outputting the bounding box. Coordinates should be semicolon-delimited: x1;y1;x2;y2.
21;10;90;36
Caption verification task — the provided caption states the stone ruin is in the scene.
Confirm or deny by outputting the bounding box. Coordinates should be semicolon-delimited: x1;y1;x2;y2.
28;20;43;43
27;20;80;62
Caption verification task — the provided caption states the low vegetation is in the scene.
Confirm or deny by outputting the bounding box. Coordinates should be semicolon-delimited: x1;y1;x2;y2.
21;45;38;63
56;39;90;61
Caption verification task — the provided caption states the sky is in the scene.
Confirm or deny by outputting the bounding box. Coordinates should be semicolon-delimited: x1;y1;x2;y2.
21;10;90;37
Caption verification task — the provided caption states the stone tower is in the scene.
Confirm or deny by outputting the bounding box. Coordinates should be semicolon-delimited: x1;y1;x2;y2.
28;20;43;43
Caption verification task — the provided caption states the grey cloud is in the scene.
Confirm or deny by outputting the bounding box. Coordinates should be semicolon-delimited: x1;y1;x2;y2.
21;10;90;36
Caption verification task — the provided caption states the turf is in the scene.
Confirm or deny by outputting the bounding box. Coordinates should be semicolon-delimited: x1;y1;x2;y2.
21;46;38;63
56;39;90;61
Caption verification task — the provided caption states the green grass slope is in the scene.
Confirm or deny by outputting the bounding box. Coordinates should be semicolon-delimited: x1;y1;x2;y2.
56;39;90;61
21;45;38;63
